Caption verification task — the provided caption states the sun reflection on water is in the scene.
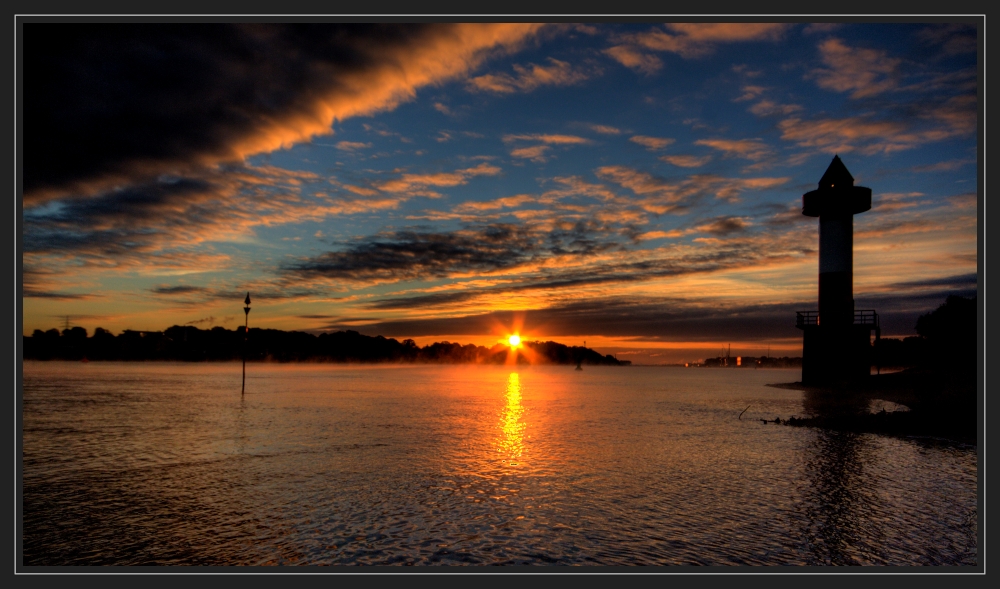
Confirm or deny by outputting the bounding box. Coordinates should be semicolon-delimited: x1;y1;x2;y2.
497;372;526;466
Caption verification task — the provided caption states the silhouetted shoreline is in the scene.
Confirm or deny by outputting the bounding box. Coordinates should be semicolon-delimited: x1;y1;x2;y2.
22;325;628;366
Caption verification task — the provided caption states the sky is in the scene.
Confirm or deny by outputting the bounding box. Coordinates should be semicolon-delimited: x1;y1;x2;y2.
20;21;979;363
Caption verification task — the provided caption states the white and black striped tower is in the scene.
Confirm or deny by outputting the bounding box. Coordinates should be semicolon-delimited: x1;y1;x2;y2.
797;156;879;384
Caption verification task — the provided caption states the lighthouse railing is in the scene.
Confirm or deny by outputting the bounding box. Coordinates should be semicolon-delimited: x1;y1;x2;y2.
796;309;879;329
795;311;819;328
853;309;879;327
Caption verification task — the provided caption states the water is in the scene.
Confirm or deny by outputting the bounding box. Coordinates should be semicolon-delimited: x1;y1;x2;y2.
21;362;978;566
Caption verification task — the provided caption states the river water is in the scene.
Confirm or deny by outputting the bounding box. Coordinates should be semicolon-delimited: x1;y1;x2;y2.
21;362;978;566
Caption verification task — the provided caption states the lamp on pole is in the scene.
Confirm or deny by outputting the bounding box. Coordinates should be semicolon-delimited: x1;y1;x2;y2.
242;292;251;395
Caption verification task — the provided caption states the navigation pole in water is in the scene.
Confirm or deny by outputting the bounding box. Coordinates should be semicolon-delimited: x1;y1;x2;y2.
796;156;880;384
242;292;251;395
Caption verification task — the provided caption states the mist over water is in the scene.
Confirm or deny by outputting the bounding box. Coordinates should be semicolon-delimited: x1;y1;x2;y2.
22;362;977;566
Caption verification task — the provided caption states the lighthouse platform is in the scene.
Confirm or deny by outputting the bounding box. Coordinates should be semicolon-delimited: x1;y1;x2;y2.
796;309;880;384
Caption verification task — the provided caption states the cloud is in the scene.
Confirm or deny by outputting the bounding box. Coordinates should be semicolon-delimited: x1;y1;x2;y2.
803;23;841;35
23;268;95;300
917;23;977;56
373;162;501;196
280;222;619;285
731;64;763;77
887;272;976;291
586;124;622;135
635;230;681;241
453;194;535;213
748;100;803;117
872;191;926;213
23;23;545;202
502;134;592;145
336;255;972;342
606;23;792;71
603;45;663;74
335;141;372;151
694;138;772;160
629;135;675;150
466;57;594;94
503;134;592;163
660;154;712;168
733;85;766;102
912;158;976;173
776;109;974;155
510;145;551;162
433;102;453;115
338;297;817;342
22;163;427;273
595;165;789;210
695;216;750;236
810;37;901;98
150;285;209;295
925;94;977;136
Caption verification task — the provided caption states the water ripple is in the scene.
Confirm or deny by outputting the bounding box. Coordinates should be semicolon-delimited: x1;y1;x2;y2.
22;362;977;566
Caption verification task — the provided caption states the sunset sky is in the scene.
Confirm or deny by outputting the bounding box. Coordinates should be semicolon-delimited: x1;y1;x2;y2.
21;22;979;363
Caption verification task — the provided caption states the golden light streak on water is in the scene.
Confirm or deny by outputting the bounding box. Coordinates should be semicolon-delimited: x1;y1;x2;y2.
497;372;526;466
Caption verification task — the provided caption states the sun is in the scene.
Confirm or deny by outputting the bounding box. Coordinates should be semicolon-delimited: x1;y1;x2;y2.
508;334;521;348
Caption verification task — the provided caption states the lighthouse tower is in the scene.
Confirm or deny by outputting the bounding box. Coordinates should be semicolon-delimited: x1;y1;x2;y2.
796;156;880;384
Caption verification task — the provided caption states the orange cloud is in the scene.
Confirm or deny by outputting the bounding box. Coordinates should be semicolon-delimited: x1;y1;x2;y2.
25;23;546;203
595;165;789;210
635;230;688;240
542;176;620;203
694;138;772;160
811;38;901;99
629;135;675;150
748;100;803;117
510;145;551;162
467;57;593;93
603;45;663;74
503;134;592;163
454;194;536;212
623;23;791;58
587;124;622;135
695;216;751;235
374;162;502;195
502;134;592;145
335;141;372;151
606;24;790;75
734;85;766;102
777;112;972;155
660;154;712;168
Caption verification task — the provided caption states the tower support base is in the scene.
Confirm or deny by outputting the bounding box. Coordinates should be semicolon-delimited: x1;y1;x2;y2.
800;324;873;385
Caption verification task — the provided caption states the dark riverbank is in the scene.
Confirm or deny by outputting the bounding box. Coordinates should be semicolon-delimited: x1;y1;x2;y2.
23;326;628;366
767;368;979;445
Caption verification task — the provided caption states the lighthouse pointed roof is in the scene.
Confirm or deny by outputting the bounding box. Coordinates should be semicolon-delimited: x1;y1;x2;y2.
802;155;871;217
818;155;854;189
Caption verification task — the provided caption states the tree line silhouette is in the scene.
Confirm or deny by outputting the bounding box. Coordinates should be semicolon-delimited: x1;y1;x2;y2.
22;325;627;366
872;295;977;370
22;295;974;368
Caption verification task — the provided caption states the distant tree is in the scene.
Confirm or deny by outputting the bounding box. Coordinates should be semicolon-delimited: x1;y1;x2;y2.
90;327;117;360
916;295;977;341
62;326;87;339
914;295;978;368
